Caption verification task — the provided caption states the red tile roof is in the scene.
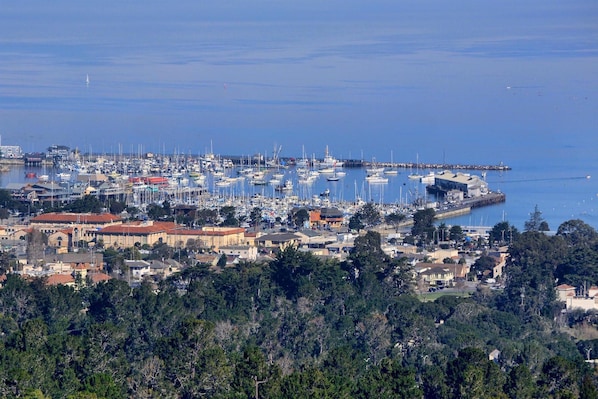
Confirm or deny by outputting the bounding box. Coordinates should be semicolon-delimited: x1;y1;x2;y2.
98;221;176;235
31;213;121;224
46;274;75;286
89;273;112;283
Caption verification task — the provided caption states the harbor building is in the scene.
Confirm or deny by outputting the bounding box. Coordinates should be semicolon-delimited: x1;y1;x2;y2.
0;145;23;159
430;171;489;197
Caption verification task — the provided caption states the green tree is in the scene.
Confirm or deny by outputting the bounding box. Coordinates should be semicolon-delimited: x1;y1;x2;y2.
220;205;239;226
437;222;449;242
524;205;549;232
270;245;320;300
471;255;497;280
385;212;406;232
354;358;422;398
446;347;506;399
108;201;126;215
505;364;536;399
538;356;580;398
359;202;381;228
501;231;566;318
292;208;310;229
26;229;47;267
412;208;436;243
449;225;464;242
557;219;598;247
250;206;263;230
195;208;219;226
348;213;364;232
489;221;520;245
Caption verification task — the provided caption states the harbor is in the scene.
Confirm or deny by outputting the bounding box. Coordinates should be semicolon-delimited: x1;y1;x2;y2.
0;149;509;229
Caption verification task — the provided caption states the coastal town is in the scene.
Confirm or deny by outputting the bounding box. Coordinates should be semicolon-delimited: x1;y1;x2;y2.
0;143;510;290
0;142;594;314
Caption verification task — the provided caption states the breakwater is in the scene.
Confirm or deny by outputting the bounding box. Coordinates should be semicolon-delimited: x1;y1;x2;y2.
273;158;510;171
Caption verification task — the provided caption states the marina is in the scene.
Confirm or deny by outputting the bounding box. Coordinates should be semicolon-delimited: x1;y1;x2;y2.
0;150;508;229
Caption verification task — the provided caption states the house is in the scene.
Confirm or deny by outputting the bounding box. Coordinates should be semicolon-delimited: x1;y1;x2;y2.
556;284;598;311
195;253;221;267
218;245;258;261
125;260;152;280
415;263;456;287
556;284;576;302
46;274;76;287
255;232;302;250
148;259;181;279
309;207;344;229
295;229;338;249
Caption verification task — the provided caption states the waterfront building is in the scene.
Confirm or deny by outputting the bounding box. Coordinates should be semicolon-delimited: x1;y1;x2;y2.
0;145;23;159
432;171;489;197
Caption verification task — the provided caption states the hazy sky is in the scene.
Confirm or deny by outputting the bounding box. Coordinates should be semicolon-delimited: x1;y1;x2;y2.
1;0;597;164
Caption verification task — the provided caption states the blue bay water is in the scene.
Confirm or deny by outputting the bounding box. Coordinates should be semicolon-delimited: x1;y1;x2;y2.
0;1;597;231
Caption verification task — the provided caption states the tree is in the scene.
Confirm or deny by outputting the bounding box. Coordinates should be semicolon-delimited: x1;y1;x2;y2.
471;255;497;280
385;212;406;232
524;205;549;232
291;208;310;229
437;222;449;242
250;207;263;230
348;213;364;232
449;225;464;242
220;205;239;227
557;219;598;247
538;356;580;398
505;364;536;399
26;229;47;267
108;201;126;215
359;202;381;228
501;231;566;318
489;221;519;245
195;208;219;226
411;208;436;243
446;347;506;399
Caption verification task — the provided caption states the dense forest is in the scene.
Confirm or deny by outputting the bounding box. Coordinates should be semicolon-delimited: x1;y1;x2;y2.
2;221;598;398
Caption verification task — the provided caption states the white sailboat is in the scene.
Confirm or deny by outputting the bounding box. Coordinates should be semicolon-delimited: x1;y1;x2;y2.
384;150;398;175
408;153;423;180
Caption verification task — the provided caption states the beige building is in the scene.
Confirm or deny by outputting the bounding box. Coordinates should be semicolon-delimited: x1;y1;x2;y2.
166;227;245;251
30;212;122;247
95;221;176;248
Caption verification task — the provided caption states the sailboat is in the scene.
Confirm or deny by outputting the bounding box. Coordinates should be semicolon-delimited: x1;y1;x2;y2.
86;74;90;86
384;150;398;175
408;153;423;180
